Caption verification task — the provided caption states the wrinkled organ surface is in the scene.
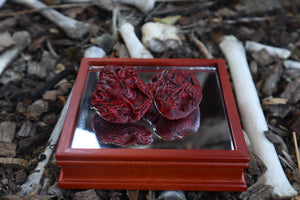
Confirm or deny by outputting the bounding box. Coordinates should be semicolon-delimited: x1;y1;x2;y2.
151;69;202;120
90;65;153;123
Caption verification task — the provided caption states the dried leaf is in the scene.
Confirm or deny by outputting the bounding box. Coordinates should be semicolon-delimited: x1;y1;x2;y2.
154;15;181;25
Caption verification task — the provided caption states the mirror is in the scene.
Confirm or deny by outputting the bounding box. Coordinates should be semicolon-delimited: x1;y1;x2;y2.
71;66;233;150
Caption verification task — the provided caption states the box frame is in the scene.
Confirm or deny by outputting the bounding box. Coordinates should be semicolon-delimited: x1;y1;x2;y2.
56;58;249;191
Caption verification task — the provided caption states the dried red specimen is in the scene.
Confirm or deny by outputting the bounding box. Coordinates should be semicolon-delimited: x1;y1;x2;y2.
90;65;153;123
155;107;200;141
143;102;161;125
92;114;153;146
151;69;202;120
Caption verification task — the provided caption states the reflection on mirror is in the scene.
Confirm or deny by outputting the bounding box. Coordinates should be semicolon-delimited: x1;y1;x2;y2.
71;65;233;150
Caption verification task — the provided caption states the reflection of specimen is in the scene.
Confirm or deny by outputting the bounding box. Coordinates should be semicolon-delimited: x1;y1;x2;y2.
90;65;153;123
93;114;153;146
151;69;202;120
144;103;200;141
90;66;202;146
155;107;200;141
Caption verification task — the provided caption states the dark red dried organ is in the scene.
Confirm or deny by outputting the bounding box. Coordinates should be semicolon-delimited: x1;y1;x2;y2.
143;102;161;125
93;114;153;146
155;107;200;141
151;69;202;120
90;65;153;123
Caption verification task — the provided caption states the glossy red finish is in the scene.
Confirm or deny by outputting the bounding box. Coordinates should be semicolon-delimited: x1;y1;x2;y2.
56;58;249;191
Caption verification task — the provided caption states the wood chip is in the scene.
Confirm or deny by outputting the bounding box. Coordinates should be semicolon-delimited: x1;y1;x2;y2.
0;194;55;200
127;190;139;200
282;150;297;170
15;169;27;185
28;99;49;119
248;151;267;177
292;117;300;134
0;17;17;32
27;61;46;79
281;77;300;103
239;180;273;200
264;130;289;153
17;121;36;138
0;141;17;157
262;97;288;105
0;157;28;168
0;121;16;143
74;189;100;200
268;124;290;137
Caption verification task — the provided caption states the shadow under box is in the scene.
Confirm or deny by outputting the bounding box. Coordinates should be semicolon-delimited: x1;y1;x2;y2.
56;58;249;191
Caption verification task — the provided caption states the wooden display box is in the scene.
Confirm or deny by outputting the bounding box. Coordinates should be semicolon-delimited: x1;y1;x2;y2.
56;58;249;191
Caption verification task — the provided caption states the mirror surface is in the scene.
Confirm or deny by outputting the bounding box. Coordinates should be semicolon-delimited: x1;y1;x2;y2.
71;66;233;150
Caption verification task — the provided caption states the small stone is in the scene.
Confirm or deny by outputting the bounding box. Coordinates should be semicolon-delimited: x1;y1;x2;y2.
40;51;58;79
28;99;49;119
90;33;115;53
0;32;14;53
0;121;16;143
54;63;65;74
16;101;28;114
56;82;72;96
158;191;187;200
142;22;182;53
42;90;57;101
1;178;8;186
84;46;106;58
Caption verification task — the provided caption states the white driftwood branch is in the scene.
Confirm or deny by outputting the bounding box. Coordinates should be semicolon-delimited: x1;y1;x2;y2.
141;22;181;53
20;88;73;194
112;0;155;12
219;35;297;198
119;23;153;58
0;31;31;76
0;0;6;8
245;40;291;59
284;60;300;70
11;0;90;39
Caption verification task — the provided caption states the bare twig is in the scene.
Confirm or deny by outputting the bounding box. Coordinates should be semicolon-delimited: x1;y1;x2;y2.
245;41;291;59
284;60;300;69
293;132;300;175
0;31;31;76
0;0;6;8
112;0;155;12
191;35;213;59
0;2;95;17
11;0;90;40
20;88;73;194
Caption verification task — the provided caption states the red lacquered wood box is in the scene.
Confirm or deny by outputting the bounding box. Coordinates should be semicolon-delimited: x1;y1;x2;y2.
56;58;249;191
